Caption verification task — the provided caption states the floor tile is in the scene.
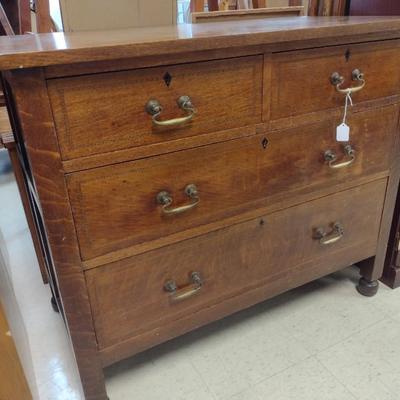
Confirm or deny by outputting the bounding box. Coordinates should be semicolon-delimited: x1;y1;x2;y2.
317;318;400;400
273;269;386;354
106;349;216;400
230;357;356;400
368;282;400;323
181;304;311;399
229;387;259;400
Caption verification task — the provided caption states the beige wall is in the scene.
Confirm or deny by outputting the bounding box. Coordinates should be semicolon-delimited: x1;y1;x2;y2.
60;0;177;32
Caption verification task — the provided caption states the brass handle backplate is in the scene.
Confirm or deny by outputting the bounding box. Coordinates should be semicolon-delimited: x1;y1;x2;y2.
314;222;344;245
164;272;203;302
157;184;199;216
146;95;195;127
330;69;365;95
324;144;355;169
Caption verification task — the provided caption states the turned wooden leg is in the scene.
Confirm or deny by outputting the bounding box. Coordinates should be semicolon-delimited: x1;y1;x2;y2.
357;257;379;297
357;277;379;297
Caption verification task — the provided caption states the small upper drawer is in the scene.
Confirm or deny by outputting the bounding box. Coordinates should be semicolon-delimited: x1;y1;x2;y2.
270;42;400;120
67;104;398;261
47;56;263;160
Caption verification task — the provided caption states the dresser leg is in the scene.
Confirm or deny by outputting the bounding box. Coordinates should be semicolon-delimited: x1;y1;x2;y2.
356;277;379;297
50;296;59;313
80;372;109;400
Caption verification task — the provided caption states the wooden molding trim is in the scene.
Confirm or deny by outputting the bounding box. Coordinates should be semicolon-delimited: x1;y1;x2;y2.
192;6;304;22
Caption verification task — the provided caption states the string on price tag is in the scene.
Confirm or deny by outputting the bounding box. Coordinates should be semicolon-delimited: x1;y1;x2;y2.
336;92;353;142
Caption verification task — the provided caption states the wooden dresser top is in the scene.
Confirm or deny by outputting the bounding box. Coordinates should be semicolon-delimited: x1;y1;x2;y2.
0;16;400;70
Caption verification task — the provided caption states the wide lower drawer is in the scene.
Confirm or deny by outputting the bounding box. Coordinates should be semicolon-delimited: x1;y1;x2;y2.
67;105;397;260
271;41;400;120
47;56;263;160
86;179;386;349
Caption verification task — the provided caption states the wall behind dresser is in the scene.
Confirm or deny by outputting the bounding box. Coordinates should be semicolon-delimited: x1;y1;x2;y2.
59;0;177;31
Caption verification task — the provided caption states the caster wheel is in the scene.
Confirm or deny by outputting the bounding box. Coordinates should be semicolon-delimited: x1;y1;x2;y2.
356;278;379;297
51;296;60;313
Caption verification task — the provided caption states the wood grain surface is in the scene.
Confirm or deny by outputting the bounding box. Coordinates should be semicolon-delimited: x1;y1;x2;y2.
87;179;386;350
67;105;398;262
0;302;32;400
271;41;400;120
48;56;263;160
191;6;304;23
1;17;400;69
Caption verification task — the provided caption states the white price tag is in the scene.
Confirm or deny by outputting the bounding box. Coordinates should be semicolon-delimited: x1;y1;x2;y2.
337;92;352;142
336;122;350;142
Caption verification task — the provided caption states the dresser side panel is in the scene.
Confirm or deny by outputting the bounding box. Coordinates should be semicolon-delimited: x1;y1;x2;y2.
5;69;107;400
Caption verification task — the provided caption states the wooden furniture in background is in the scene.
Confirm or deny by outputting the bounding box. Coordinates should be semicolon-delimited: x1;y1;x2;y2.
0;104;10;134
0;301;32;400
308;0;346;16
191;0;206;12
382;189;400;288
191;0;305;21
192;7;304;24
191;6;303;21
33;0;55;33
0;1;49;284
253;0;267;7
0;2;14;36
1;16;400;400
0;226;39;400
348;0;400;16
0;0;31;35
0;129;50;285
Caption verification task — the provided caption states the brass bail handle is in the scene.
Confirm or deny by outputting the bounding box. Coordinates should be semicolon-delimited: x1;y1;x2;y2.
156;184;199;216
164;272;203;302
324;144;355;169
314;222;344;245
330;69;366;95
146;95;195;127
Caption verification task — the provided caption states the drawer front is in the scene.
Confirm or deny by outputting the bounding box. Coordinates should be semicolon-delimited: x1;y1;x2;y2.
86;179;386;349
68;105;397;260
48;56;263;160
271;42;400;120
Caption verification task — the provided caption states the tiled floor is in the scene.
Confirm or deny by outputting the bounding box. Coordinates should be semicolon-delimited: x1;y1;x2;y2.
1;167;400;400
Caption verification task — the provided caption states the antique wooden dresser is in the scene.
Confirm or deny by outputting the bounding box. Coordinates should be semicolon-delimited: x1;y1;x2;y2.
1;16;400;400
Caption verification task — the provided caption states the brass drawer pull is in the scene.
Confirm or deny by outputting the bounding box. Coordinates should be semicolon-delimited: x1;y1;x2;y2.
314;222;344;245
164;272;203;302
157;184;199;216
146;96;195;127
324;144;355;169
331;69;366;95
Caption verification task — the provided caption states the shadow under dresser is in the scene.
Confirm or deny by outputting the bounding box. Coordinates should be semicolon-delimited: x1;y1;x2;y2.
1;16;400;400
